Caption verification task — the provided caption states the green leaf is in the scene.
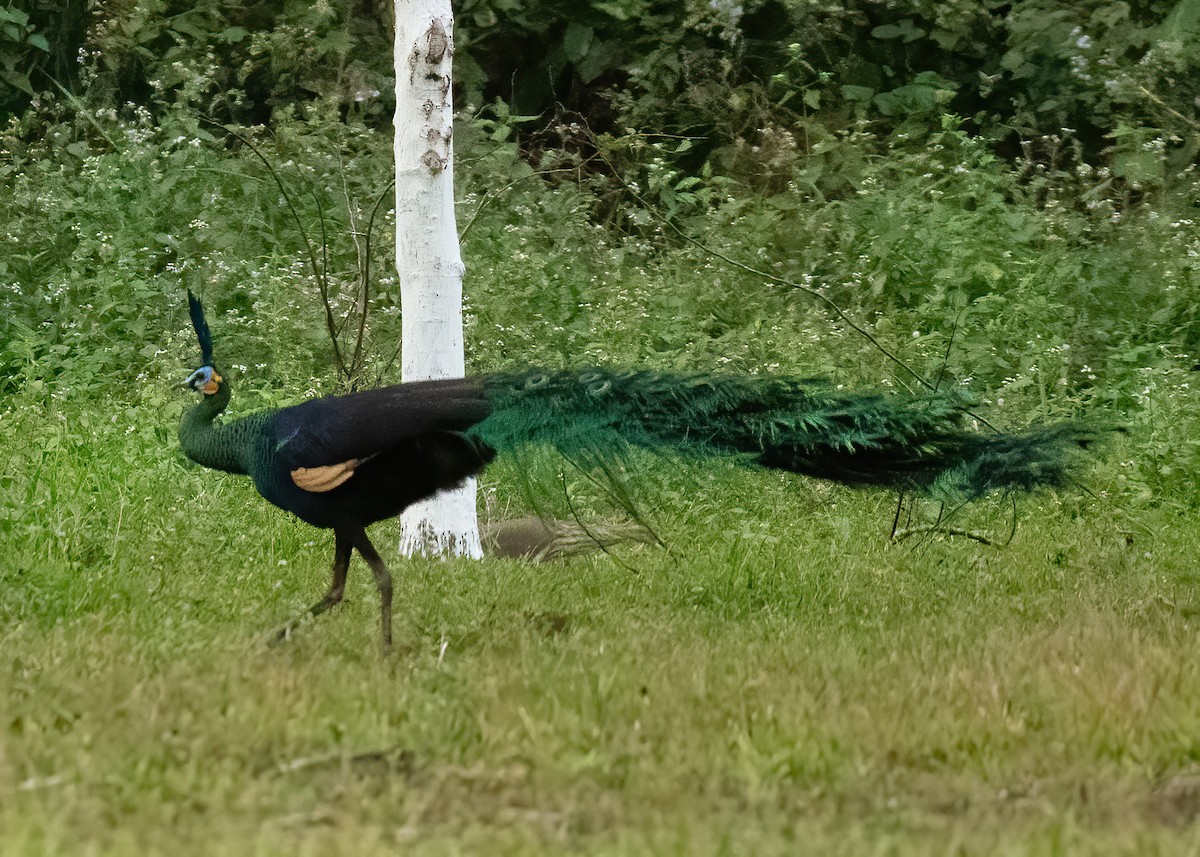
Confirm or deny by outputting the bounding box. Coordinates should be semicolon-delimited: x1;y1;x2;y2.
839;85;875;103
1163;0;1200;38
871;19;925;43
1090;2;1131;29
216;26;249;43
0;69;32;96
593;1;634;21
562;22;593;64
803;89;821;110
929;27;961;50
1000;50;1026;72
1112;149;1162;183
2;6;28;27
577;39;622;83
26;32;49;52
971;262;1006;286
171;19;208;40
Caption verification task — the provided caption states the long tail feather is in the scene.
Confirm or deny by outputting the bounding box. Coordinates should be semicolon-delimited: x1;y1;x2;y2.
475;368;1100;498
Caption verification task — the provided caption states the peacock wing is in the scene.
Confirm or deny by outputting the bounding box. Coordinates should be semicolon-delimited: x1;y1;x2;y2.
270;377;491;473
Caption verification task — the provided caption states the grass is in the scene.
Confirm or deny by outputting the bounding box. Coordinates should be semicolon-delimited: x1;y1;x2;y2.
4;387;1200;856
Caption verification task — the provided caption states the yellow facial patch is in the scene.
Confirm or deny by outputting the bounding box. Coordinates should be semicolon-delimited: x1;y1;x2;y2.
202;372;222;395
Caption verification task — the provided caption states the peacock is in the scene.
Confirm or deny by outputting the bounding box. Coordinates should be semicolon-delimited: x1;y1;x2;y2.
180;292;1099;645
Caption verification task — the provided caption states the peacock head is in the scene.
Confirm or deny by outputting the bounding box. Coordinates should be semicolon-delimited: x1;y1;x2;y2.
183;290;224;396
183;365;223;395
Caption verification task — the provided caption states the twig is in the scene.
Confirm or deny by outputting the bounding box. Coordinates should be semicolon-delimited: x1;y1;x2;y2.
458;163;593;241
202;119;346;377
333;157;362;350
307;185;346;381
1005;492;1019;547
274;747;403;775
891;525;997;546
47;77;119;150
890;491;905;539
356;179;395;382
17;774;66;792
1137;85;1200;133
934;309;964;393
556;463;652;574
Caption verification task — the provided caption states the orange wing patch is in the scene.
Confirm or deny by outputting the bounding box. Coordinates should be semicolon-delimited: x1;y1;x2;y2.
292;459;361;492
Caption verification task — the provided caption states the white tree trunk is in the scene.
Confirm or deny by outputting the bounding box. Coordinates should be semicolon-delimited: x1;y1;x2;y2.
394;1;482;558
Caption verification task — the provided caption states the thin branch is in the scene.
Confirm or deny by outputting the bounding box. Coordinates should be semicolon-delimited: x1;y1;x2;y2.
48;77;119;150
458;163;593;241
890;491;905;539
307;185;346;381
203;119;346;376
934;309;964;393
273;747;404;775
891;525;998;546
566;449;669;553
1004;492;1019;547
1137;85;1200;133
333;157;363;345
356;179;395;381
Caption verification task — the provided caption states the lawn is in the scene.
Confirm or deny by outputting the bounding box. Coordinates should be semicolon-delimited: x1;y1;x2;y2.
3;389;1200;855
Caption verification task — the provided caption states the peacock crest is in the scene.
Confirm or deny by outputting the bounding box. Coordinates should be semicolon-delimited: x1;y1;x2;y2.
183;291;223;395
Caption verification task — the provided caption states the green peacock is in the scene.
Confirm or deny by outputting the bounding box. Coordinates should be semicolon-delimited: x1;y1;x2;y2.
180;292;1100;645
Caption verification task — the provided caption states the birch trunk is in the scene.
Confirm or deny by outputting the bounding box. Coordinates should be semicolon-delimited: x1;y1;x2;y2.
394;1;482;558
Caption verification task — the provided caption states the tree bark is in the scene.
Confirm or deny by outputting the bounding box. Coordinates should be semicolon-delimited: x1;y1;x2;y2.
394;1;482;558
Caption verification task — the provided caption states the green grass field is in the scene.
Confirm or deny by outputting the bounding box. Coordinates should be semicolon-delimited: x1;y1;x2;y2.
3;386;1200;856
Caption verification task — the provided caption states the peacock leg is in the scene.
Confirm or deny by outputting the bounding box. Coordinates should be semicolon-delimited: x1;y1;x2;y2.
272;528;353;642
351;529;394;648
311;527;353;616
